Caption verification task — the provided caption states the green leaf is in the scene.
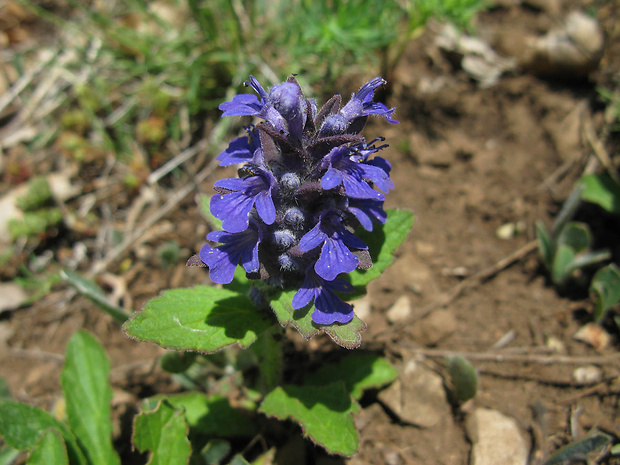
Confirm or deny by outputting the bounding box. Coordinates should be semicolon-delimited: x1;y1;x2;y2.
259;383;360;457
580;173;620;214
551;245;576;285
269;288;367;349
349;209;415;287
590;264;620;322
556;222;590;253
133;401;191;465
196;194;223;229
543;432;611;465
535;221;554;269
61;331;120;465
251;326;283;395
143;393;257;437
0;402;86;465
305;353;398;400
201;439;230;465
229;454;251;465
60;270;130;323
160;351;197;374
27;429;68;465
0;445;21;465
123;286;273;353
446;356;478;403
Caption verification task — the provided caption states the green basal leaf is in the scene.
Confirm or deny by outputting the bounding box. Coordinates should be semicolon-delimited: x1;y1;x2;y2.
349;209;415;287
551;245;576;286
305;353;398;400
0;402;87;465
556;222;590;253
259;383;360;457
251;326;283;395
123;286;273;353
61;331;120;465
0;445;21;465
160;351;197;374
143;393;257;437
229;455;251;465
446;356;478;403
60;270;130;324
201;439;230;465
535;221;554;269
133;400;191;465
196;194;223;229
590;264;620;322
269;288;367;349
543;432;611;465
27;429;68;465
580;173;620;214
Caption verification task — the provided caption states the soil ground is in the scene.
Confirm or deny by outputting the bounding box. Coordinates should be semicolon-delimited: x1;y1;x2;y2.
1;1;619;464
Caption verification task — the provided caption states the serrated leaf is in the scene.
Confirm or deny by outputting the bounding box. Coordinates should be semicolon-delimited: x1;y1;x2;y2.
27;429;68;465
197;194;223;229
544;432;611;465
349;209;415;287
590;264;620;322
61;331;119;465
447;356;478;403
60;270;129;323
580;173;620;214
0;402;86;465
123;286;273;353
259;383;360;456
133;401;191;465
535;221;554;269
269;289;367;349
143;393;257;437
305;353;398;400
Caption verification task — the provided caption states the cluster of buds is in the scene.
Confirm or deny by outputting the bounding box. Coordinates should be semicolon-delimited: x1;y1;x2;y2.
197;76;397;325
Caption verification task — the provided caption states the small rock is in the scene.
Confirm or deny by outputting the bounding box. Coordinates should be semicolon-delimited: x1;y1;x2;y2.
378;360;451;428
572;365;603;385
386;295;411;323
0;282;28;314
545;336;566;353
574;323;611;351
466;408;528;465
411;309;458;346
351;296;371;321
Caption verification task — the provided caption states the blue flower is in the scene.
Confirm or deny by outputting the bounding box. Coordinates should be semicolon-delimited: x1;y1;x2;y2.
292;268;355;325
196;75;399;327
320;77;398;135
347;198;387;231
298;212;367;281
216;127;263;167
318;143;394;200
210;169;277;233
199;223;262;284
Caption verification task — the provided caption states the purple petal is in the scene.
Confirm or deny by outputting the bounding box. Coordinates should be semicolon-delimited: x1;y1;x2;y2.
216;136;253;166
199;244;237;284
298;223;328;252
219;94;262;117
214;177;248;191
313;285;354;324
254;191;276;225
341;175;384;200
314;237;359;281
210;192;254;233
292;284;315;309
320;167;344;190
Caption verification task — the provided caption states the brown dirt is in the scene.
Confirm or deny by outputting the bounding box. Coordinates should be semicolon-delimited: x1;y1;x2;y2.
1;1;619;464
